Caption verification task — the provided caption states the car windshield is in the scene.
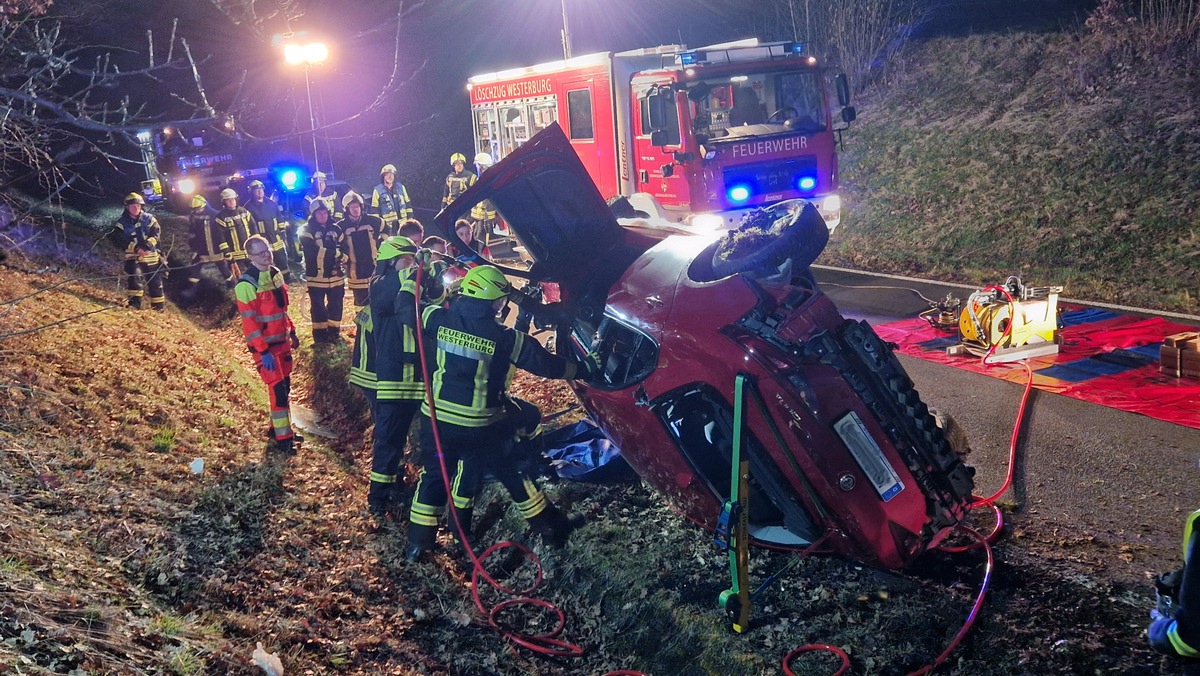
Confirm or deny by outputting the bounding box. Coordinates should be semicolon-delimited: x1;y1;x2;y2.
691;70;826;139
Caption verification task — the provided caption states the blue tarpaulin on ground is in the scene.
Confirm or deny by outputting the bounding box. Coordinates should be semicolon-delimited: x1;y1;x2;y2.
541;418;632;482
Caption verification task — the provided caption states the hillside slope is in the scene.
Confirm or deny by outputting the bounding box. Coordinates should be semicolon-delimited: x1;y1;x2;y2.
827;24;1200;313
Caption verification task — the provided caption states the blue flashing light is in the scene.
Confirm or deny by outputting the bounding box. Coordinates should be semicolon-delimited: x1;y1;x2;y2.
280;170;299;190
797;176;816;191
727;184;752;203
679;51;704;65
788;42;805;54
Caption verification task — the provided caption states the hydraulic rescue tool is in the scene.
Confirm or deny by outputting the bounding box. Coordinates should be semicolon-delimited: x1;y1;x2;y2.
957;276;1063;362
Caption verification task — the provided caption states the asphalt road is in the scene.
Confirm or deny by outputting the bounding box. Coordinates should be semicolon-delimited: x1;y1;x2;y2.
813;265;1200;586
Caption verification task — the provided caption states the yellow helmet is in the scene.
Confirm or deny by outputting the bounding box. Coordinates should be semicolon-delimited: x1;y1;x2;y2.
380;164;397;176
460;265;510;301
191;195;208;209
124;192;145;205
377;235;417;262
219;188;238;201
450;153;466;165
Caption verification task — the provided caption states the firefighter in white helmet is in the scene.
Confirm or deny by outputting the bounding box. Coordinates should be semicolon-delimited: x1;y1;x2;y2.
305;170;342;221
244;179;291;280
112;192;167;310
299;199;346;343
337;190;385;307
214;187;255;278
369;163;412;237
183;194;233;294
442;152;476;209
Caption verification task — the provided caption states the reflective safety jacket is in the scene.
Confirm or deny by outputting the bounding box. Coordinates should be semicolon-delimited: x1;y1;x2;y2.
349;306;377;391
215;207;255;262
442;169;477;208
419;296;580;427
245;198;287;251
187;206;228;263
299;218;345;289
1150;509;1200;660
305;187;343;220
369;182;413;235
234;263;295;354
115;211;162;265
338;214;385;291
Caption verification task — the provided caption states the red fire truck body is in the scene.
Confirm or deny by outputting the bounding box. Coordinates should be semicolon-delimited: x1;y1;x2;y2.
467;39;854;231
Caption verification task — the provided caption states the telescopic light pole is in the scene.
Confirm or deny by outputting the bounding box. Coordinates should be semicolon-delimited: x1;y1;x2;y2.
560;0;572;59
284;41;329;172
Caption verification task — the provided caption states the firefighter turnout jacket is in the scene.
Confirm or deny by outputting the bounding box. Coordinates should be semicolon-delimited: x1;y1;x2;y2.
371;267;436;401
234;265;295;355
306;187;343;220
369;182;413;235
299;218;345;289
187;206;228;262
1151;509;1200;662
116;210;162;266
419;296;581;427
443;169;477;208
350;305;378;392
215;206;255;263
245;198;288;252
339;213;385;293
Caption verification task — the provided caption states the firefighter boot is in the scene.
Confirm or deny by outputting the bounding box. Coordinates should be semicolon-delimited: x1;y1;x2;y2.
526;504;585;548
367;481;397;517
405;523;437;563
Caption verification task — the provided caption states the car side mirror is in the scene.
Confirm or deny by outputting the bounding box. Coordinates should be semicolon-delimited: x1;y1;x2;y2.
650;130;667;147
842;106;857;123
835;73;852;107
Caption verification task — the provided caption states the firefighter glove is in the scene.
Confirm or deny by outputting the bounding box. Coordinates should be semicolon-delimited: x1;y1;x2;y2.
260;351;277;372
576;351;602;381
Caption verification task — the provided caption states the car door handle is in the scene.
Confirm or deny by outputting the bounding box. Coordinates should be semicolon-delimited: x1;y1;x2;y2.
639;169;649;183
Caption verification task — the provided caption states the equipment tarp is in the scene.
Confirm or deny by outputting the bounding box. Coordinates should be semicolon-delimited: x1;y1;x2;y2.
872;308;1200;430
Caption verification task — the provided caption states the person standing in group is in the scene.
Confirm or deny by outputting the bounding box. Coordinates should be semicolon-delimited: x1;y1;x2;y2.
305;171;343;221
365;235;446;517
113;193;167;311
470;152;498;245
215;187;254;280
244;180;291;279
369;163;412;237
235;235;302;454
405;265;593;562
183;194;232;294
442;153;476;209
299;200;346;343
397;219;424;246
338;191;385;307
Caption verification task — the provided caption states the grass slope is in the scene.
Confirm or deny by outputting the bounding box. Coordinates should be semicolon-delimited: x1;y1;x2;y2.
828;28;1200;313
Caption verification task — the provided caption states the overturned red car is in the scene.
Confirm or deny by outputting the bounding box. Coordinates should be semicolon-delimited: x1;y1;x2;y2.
436;124;975;569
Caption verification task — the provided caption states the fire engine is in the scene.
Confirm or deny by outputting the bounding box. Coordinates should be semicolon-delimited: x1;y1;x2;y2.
467;38;856;231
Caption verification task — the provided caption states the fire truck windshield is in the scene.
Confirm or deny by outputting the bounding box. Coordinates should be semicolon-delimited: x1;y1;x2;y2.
689;70;826;142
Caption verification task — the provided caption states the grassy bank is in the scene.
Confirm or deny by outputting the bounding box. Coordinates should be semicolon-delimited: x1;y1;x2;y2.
828;25;1200;313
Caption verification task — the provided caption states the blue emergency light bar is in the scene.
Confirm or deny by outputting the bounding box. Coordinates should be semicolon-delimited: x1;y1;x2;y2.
679;51;705;65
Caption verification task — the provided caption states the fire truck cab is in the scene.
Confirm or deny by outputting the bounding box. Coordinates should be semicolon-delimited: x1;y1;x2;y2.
467;38;855;232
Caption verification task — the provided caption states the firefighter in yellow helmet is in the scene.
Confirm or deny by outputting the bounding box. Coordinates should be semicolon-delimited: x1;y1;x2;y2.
214;187;255;279
337;191;385;307
113;193;167;310
405;265;595;561
442;152;477;209
363;236;446;517
183;194;233;294
369;163;413;236
1150;509;1200;674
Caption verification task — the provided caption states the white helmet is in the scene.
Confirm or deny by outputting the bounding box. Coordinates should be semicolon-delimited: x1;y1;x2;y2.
341;191;364;208
380;164;397;176
312;171;327;181
473;152;494;168
219;188;238;201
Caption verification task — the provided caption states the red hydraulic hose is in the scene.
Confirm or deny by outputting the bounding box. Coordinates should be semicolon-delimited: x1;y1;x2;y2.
411;262;583;657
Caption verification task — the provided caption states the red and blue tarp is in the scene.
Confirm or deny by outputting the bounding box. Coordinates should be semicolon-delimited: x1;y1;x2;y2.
873;308;1200;430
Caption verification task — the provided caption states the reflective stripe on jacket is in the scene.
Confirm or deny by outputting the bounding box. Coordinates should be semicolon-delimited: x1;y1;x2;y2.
234;264;294;354
215;207;255;261
369;182;413;233
338;214;384;290
245;198;287;251
370;268;424;400
299;220;345;288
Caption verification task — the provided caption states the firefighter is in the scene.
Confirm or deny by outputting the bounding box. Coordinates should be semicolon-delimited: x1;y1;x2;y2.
114;193;167;310
369;163;412;236
244;179;290;278
405;265;594;562
235;235;302;454
215;188;254;279
470;152;498;245
1149;509;1200;674
397;219;424;245
365;235;447;517
442;152;476;209
183;195;232;293
305;171;342;221
299;199;346;343
338;191;385;307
